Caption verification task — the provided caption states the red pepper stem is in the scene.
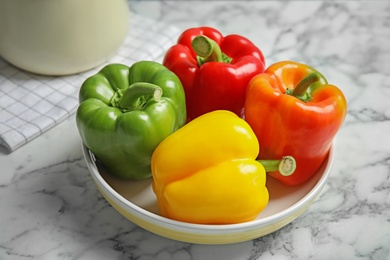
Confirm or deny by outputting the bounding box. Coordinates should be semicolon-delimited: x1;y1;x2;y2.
116;82;162;111
258;156;296;177
192;35;224;64
290;72;320;101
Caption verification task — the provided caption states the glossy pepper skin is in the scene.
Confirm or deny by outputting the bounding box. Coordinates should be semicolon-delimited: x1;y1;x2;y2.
151;110;269;224
76;61;186;180
163;27;265;121
245;61;347;186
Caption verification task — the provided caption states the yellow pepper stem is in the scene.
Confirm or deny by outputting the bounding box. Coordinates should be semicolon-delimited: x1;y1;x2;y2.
258;156;296;176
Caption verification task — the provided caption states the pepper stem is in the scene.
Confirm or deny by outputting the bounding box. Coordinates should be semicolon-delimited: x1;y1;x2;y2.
258;156;296;177
192;35;232;65
286;72;320;102
113;82;162;111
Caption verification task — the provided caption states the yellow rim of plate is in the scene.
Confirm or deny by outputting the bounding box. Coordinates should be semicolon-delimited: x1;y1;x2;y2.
95;183;321;244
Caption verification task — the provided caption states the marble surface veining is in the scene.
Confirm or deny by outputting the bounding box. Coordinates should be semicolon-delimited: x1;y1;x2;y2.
1;1;390;259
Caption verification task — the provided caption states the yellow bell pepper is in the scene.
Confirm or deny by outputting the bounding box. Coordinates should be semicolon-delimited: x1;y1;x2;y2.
151;110;295;224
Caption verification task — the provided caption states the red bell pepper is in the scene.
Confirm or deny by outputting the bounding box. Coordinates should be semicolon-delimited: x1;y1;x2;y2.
163;27;265;121
245;61;347;186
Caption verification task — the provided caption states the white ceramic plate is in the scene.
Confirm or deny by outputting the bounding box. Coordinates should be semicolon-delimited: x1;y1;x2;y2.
82;144;334;244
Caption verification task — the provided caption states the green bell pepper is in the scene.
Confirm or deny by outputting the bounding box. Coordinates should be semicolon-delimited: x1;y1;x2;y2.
76;61;186;180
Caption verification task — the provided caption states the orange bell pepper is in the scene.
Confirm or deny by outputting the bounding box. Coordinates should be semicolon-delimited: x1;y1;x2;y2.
245;61;347;186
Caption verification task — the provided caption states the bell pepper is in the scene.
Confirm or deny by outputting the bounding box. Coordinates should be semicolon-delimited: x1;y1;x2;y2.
163;27;266;121
76;61;186;180
245;61;347;186
151;110;295;224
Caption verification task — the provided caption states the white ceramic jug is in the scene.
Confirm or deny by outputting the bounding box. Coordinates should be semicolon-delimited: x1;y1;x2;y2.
0;0;129;75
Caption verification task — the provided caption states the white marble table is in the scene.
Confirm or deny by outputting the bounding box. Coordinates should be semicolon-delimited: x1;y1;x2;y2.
1;1;389;259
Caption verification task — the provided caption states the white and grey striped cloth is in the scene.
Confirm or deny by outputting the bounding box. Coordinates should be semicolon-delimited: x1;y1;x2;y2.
0;14;180;152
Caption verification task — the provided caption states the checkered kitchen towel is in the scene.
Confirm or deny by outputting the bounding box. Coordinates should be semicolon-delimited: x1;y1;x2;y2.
0;14;180;152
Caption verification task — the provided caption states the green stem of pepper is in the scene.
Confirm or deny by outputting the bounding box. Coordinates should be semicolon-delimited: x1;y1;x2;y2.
192;35;232;65
286;72;320;102
113;82;163;111
258;156;296;176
